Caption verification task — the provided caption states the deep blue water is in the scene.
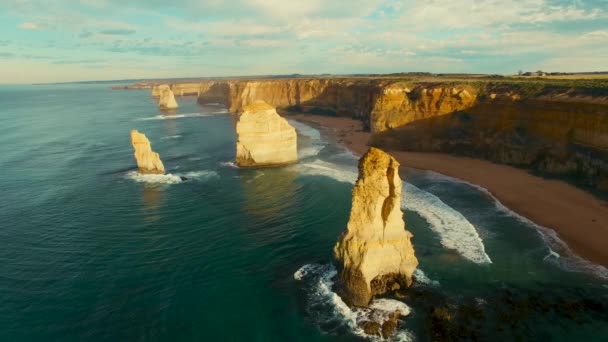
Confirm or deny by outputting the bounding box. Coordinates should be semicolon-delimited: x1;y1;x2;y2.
0;83;606;341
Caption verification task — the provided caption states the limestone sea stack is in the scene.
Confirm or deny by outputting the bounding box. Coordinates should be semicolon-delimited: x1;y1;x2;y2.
130;130;165;174
334;147;418;306
235;101;298;167
157;85;179;109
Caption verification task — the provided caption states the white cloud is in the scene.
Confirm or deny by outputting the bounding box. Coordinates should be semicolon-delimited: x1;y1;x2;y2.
18;22;38;30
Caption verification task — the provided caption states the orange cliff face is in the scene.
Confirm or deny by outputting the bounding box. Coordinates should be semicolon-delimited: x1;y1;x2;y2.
194;79;479;133
149;77;607;191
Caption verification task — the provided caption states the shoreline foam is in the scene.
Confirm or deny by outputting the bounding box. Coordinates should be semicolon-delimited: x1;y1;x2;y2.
287;113;608;270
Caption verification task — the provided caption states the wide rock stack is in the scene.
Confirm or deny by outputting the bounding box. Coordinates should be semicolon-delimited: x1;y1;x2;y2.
157;85;179;109
334;147;418;306
130;130;165;174
235;101;298;167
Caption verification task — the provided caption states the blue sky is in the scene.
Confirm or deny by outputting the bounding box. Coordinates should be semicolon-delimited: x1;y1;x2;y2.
1;0;607;83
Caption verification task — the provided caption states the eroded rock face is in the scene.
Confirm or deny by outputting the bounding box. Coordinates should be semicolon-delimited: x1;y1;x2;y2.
157;85;179;109
370;84;477;132
334;147;418;306
130;130;165;174
235;101;298;167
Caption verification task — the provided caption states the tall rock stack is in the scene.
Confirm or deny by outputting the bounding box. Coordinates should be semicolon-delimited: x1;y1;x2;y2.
130;130;165;174
156;85;179;109
334;147;418;306
235;101;298;167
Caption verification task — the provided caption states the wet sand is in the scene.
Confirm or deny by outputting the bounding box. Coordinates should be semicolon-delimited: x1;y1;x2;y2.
288;113;608;268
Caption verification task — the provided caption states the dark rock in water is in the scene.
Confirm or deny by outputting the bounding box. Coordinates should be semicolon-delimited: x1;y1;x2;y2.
359;321;381;337
381;311;401;339
179;176;188;181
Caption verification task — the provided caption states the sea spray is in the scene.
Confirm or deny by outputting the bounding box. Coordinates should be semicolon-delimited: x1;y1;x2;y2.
294;264;414;341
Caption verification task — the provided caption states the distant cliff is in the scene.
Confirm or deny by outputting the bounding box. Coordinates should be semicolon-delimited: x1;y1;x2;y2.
148;77;608;191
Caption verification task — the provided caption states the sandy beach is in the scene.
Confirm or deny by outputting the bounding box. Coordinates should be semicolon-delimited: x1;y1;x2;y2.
288;113;608;268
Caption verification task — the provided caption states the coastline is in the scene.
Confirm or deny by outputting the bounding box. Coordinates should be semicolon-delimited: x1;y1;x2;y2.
288;113;608;268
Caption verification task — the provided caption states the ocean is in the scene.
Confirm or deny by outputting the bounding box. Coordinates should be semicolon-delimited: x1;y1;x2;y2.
0;83;606;341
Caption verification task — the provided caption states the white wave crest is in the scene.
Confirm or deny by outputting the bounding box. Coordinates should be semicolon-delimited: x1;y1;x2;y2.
136;113;218;121
125;171;182;185
161;135;182;140
289;120;327;159
294;263;414;341
404;182;492;264
220;161;239;169
421;170;608;280
179;170;219;180
297;160;491;264
414;269;440;287
296;160;358;184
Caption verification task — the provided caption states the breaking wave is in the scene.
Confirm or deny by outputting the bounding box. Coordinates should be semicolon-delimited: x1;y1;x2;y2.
289;120;327;159
220;161;239;169
414;269;440;287
421;171;608;280
125;170;219;185
161;135;182;140
125;171;183;185
297;160;492;264
180;170;219;180
136;113;219;121
404;183;492;264
294;264;414;341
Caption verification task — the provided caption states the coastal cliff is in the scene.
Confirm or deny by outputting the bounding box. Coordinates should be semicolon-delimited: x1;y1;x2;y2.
130;130;165;174
143;77;608;191
235;101;298;167
334;147;418;307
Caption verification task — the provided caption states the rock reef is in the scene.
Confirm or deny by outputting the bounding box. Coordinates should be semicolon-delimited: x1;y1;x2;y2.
334;147;418;306
235;101;297;167
130;130;165;174
156;85;179;109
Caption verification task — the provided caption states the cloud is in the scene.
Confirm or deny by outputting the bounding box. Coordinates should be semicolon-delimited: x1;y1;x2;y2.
98;28;136;35
18;22;38;30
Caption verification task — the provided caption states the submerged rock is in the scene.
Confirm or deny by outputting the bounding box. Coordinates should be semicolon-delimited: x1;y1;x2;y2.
235;101;298;167
130;130;165;174
334;147;418;307
157;85;179;109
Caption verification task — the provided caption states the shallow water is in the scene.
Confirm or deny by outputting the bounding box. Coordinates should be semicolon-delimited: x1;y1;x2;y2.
0;83;606;341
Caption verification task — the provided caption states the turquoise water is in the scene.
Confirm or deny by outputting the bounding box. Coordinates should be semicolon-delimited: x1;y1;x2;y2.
0;83;606;341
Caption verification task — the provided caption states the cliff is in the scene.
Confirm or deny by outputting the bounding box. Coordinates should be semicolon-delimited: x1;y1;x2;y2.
130;130;165;174
138;76;608;191
235;101;298;167
334;147;418;307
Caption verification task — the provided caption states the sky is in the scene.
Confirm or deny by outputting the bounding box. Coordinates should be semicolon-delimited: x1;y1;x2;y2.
0;0;607;83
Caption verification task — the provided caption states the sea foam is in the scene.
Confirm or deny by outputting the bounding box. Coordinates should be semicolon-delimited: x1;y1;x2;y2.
288;120;327;159
421;170;608;280
297;160;492;264
125;170;219;185
136;113;219;121
125;171;183;185
404;182;492;264
294;263;414;341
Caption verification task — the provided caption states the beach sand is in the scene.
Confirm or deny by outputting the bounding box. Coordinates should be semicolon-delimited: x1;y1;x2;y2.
288;113;608;268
